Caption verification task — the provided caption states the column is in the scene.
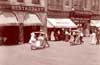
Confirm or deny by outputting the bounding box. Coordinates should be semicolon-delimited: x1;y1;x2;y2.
36;13;47;35
13;11;27;44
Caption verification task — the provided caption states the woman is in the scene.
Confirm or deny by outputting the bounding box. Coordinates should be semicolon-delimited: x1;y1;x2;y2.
90;32;97;45
29;32;37;50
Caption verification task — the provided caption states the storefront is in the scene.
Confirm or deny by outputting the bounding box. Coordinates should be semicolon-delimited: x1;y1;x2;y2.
47;18;77;41
0;5;46;45
23;13;43;43
0;12;19;45
0;13;43;44
70;10;92;36
90;20;100;32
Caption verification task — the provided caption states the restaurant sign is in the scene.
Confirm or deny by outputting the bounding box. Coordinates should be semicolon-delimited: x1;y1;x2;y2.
0;4;45;12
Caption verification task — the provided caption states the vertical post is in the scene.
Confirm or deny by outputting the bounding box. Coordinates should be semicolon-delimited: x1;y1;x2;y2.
13;11;26;44
44;0;47;35
19;23;24;44
39;0;47;36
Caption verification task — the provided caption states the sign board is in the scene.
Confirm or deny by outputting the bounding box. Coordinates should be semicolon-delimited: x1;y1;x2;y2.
0;4;45;12
47;11;70;18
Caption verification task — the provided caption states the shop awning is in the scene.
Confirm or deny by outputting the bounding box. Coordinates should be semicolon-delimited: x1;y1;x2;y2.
24;14;42;26
0;12;18;26
90;20;100;27
47;18;77;28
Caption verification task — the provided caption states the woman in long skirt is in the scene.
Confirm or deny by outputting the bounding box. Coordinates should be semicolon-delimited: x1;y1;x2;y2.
90;32;97;45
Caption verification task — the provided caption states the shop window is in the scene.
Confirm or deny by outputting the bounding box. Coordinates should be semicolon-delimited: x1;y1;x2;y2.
17;0;24;3
32;0;40;4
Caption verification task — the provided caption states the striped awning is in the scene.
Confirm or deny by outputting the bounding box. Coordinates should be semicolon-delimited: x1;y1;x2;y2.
47;18;77;28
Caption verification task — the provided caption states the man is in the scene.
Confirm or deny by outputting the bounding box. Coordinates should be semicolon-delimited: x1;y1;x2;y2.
80;32;84;44
96;29;100;45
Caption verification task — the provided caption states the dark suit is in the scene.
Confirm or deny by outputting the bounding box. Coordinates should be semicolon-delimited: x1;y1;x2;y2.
96;31;100;45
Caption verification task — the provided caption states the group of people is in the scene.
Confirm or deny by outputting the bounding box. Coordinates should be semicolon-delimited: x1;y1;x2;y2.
28;28;100;50
69;31;84;45
48;28;66;41
29;32;49;50
69;29;100;45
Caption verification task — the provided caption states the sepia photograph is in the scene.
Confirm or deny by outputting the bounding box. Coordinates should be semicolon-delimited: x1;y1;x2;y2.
0;0;100;65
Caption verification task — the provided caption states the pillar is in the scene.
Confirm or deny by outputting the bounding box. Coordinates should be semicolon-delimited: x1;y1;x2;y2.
36;13;47;35
13;11;27;44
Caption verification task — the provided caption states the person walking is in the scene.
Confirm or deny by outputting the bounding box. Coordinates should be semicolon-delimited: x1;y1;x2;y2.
80;32;84;44
90;31;97;45
96;29;100;45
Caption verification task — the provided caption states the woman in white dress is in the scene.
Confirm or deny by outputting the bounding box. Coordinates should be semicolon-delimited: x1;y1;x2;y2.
90;32;97;45
29;32;37;50
51;31;55;41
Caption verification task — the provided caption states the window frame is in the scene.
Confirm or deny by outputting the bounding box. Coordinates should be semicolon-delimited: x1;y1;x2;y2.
32;0;40;4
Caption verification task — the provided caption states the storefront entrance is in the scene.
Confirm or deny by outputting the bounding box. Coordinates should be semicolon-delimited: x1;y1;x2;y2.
1;26;19;45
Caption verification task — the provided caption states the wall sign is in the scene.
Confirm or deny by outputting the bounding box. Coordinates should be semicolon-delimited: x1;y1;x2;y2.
0;4;45;12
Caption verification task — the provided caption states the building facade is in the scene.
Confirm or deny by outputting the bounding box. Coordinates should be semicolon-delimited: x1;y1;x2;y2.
47;0;100;36
0;0;100;43
0;0;47;44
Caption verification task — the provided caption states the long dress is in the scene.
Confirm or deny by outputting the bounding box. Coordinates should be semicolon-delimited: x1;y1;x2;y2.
51;32;55;41
90;33;97;45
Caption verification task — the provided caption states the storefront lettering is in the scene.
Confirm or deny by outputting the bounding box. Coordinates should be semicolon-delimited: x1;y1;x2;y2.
0;4;45;12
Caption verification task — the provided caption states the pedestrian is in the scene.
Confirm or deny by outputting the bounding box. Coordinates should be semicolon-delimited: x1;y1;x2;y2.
90;31;97;45
80;32;84;44
74;32;81;45
69;32;74;44
42;33;50;48
96;29;100;45
65;30;69;42
70;32;80;45
51;31;55;41
29;32;37;50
